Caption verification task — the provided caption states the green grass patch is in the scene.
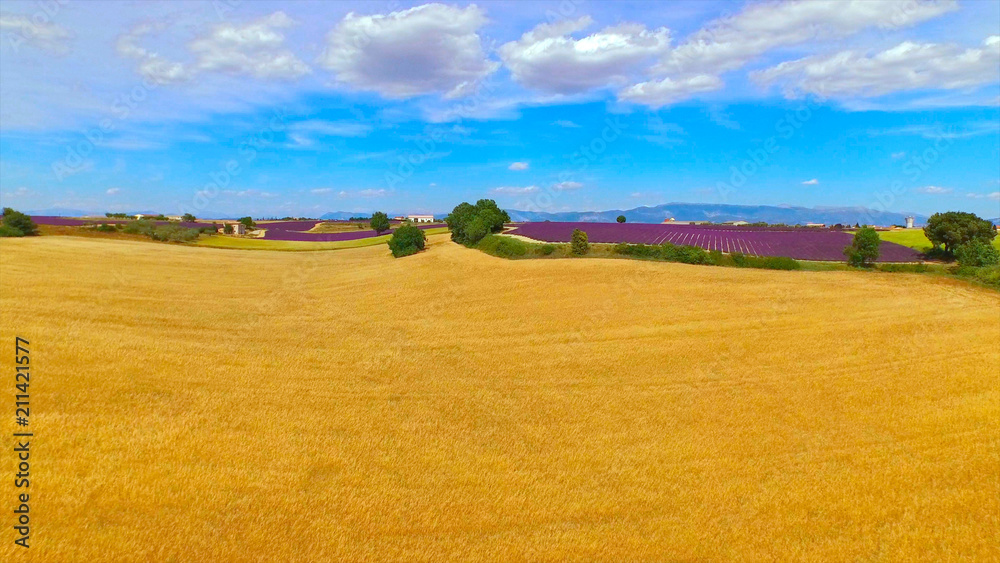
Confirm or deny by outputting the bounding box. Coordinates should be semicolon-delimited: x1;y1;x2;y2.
196;228;449;251
477;234;569;258
876;229;1000;253
196;235;390;251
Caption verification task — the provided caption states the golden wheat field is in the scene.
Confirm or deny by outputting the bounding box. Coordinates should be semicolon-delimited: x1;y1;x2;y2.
1;234;998;562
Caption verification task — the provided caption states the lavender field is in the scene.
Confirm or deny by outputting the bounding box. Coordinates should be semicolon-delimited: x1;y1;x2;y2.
256;220;442;242
508;222;922;262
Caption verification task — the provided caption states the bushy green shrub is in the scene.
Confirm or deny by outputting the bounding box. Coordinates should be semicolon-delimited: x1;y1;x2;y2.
661;242;709;264
0;223;25;237
571;229;589;255
954;264;1000;289
844;227;880;267
924;211;996;254
955;240;1000;267
123;219;155;235
123;220;199;242
150;225;200;242
613;243;659;258
1;208;37;236
728;252;801;270
370;211;390;233
478;234;528;258
536;244;556;256
388;224;426;258
445;200;510;246
95;223;117;232
755;256;802;270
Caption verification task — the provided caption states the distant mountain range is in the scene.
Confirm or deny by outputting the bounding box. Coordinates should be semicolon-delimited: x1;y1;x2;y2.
319;211;376;220
505;203;929;226
24;204;990;227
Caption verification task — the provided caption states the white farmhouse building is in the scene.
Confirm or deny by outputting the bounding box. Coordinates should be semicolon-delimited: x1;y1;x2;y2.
408;214;435;223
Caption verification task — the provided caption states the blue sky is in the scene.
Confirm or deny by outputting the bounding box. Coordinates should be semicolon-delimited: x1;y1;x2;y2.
0;0;997;218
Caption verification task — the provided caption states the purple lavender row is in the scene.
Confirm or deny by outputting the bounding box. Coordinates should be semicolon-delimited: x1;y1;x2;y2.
507;222;922;262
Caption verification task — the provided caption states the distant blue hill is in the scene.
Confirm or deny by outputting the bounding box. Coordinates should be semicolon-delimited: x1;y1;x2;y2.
25;207;96;217
319;211;370;220
506;203;928;227
319;211;448;220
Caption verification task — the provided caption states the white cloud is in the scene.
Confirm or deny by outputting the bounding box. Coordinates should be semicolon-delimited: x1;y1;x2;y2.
508;161;529;171
222;189;277;198
966;191;1000;200
660;0;957;76
618;74;722;107
319;4;498;99
106;187;122;195
753;36;1000;98
492;185;538;194
499;17;670;94
358;189;387;198
617;0;956;107
189;12;310;80
5;186;31;198
801;179;819;185
117;12;309;85
0;11;71;53
310;188;333;194
916;185;952;194
552;181;583;191
891;151;907;159
116;22;191;84
553;120;581;128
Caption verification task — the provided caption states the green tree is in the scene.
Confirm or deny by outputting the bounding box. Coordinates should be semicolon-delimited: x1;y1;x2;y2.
223;223;234;235
445;199;509;246
955;240;1000;267
181;213;196;222
616;215;626;223
571;228;589;255
0;208;38;236
370;211;391;233
844;227;880;267
923;211;996;254
238;216;255;229
387;224;426;257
